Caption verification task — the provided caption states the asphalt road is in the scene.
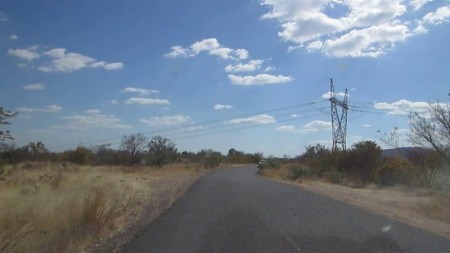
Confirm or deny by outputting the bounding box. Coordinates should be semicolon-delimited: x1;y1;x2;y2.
121;165;450;253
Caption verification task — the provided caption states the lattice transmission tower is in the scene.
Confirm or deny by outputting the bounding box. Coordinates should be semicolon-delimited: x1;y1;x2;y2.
329;78;349;152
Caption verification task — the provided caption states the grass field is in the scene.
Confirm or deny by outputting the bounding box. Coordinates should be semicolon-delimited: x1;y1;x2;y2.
0;162;201;253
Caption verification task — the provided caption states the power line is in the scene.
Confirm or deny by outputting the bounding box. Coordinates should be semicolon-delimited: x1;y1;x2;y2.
47;100;328;150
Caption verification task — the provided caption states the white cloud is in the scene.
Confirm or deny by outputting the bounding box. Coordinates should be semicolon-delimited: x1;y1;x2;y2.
291;114;300;118
362;124;372;128
16;105;62;113
122;87;159;96
228;74;292;85
229;114;276;124
214;104;233;110
9;35;18;40
260;0;448;58
39;48;124;72
8;46;40;61
276;125;298;133
9;47;123;72
125;97;170;105
423;5;450;25
410;0;432;11
140;115;190;127
57;110;131;129
108;100;118;105
321;91;347;99
104;62;124;70
316;24;411;58
374;99;432;115
165;38;249;60
300;120;331;133
225;59;264;72
23;83;45;91
165;46;190;58
84;109;101;114
234;49;249;60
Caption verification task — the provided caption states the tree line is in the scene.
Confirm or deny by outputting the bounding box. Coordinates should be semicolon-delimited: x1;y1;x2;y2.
260;102;450;191
0;135;262;169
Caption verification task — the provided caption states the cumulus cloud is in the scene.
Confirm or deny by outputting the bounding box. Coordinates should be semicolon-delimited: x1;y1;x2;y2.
410;0;432;11
125;97;170;105
260;0;449;58
422;5;450;25
9;35;18;40
165;38;248;60
225;59;264;73
214;104;233;110
141;115;190;127
228;114;276;124
276;125;298;133
8;46;40;61
373;99;434;115
228;74;292;86
300;120;331;133
56;110;131;129
8;47;123;72
23;83;45;91
84;109;101;114
122;87;159;96
16;105;62;113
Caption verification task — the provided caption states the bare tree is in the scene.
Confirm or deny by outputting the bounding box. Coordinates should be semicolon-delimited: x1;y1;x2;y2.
408;102;450;162
0;107;17;141
120;133;147;164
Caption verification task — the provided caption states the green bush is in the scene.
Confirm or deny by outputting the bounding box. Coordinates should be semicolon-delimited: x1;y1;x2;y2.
61;146;93;165
288;165;319;180
323;170;344;184
375;158;419;186
203;151;223;169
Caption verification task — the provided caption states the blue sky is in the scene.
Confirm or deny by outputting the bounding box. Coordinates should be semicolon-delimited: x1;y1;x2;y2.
1;0;449;157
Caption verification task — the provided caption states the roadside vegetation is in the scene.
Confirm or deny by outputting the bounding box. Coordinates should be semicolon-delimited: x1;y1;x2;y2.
1;108;264;253
260;101;450;229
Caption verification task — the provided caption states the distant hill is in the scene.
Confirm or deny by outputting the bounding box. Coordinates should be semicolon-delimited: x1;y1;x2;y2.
382;147;428;159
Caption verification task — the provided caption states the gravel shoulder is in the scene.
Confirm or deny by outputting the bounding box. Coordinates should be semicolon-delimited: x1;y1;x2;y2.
277;179;450;239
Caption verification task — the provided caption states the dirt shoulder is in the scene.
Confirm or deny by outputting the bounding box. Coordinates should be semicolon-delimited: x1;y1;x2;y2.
90;169;203;253
274;178;450;239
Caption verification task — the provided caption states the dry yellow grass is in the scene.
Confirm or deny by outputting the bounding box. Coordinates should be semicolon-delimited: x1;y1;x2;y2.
262;166;450;238
0;162;201;253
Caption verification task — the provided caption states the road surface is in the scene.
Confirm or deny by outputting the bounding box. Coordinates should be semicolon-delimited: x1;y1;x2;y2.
121;165;450;253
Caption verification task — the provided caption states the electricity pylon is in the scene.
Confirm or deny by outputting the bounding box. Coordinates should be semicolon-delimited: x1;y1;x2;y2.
329;78;348;152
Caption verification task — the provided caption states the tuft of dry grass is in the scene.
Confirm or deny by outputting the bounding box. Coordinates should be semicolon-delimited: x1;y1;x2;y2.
0;162;200;253
415;194;450;223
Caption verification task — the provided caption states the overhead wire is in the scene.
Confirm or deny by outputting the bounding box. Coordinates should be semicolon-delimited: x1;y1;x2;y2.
46;97;392;151
48;100;328;150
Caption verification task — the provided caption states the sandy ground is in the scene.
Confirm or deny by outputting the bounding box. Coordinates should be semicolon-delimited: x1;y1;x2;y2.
283;179;450;239
89;171;203;253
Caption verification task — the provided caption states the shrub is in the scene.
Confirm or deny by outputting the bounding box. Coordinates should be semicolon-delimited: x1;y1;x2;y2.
61;146;94;165
375;158;419;186
202;150;223;169
147;136;177;167
288;165;319;180
323;170;344;184
338;141;383;183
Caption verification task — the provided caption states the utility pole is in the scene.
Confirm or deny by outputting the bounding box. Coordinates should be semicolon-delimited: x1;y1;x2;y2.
329;78;348;152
